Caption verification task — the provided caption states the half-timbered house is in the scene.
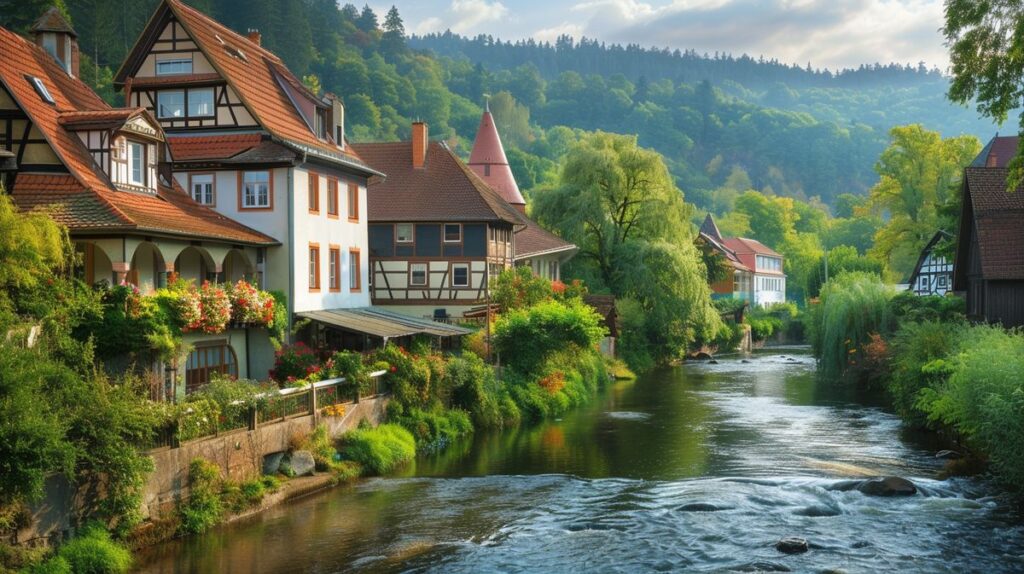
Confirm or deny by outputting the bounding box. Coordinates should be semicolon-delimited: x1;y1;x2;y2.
353;122;525;320
908;230;953;296
953;166;1024;327
0;12;280;396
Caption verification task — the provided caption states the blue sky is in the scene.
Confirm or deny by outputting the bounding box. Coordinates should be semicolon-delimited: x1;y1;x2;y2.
370;0;949;72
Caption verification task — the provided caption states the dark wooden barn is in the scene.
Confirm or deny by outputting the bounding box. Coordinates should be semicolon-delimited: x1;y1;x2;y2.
953;167;1024;327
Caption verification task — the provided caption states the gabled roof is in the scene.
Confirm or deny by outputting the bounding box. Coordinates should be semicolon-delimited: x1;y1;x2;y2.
698;231;750;272
699;213;724;243
724;236;782;258
468;109;525;206
0;26;276;246
351;140;525;225
907;230;952;284
955;167;1024;282
971;135;1018;168
114;0;378;176
515;217;576;259
58;108;160;133
31;7;76;36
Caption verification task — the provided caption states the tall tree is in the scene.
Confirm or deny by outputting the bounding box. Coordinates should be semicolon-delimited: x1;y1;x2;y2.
356;3;378;32
380;5;406;59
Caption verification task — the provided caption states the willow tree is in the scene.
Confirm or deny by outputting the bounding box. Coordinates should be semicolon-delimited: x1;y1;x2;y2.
866;125;979;278
532;132;720;368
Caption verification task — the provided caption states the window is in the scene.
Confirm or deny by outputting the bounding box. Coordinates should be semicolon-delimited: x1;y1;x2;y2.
185;343;237;394
396;223;413;243
308;172;319;213
188;88;214;117
190;174;214;205
315;109;326;139
157;90;185;118
329;247;341;291
327;178;339;217
127;141;145;186
451;263;469;287
410;263;428;286
41;34;57;58
29;76;55;104
241;171;270;209
938;275;948;288
156;58;193;75
309;244;320;291
347;182;359;221
349;249;361;291
444;223;462;243
484;164;490;176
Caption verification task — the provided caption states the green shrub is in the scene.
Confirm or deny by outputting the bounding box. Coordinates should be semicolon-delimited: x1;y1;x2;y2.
889;291;965;323
391;407;473;448
809;272;894;380
23;555;72;574
260;475;281;491
177;458;222;535
301;424;338;471
446;353;517;428
887;320;963;426
338;424;415;475
493;298;606;374
52;524;131;574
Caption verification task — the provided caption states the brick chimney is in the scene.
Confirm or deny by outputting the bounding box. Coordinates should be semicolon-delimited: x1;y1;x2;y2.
986;151;998;167
247;29;261;46
412;121;428;169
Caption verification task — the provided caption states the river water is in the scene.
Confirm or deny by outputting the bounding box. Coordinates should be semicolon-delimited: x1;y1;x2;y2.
136;350;1024;573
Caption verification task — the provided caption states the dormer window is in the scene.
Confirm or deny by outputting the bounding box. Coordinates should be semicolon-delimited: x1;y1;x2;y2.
156;58;192;75
29;76;55;104
128;141;146;186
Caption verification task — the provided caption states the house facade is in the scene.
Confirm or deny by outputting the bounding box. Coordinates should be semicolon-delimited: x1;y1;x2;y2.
699;214;754;302
908;230;953;296
354;122;524;320
699;214;784;306
953;164;1024;327
1;11;279;397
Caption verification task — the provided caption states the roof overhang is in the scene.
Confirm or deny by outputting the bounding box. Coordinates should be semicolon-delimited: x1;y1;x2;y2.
297;307;473;339
514;244;579;260
278;136;385;178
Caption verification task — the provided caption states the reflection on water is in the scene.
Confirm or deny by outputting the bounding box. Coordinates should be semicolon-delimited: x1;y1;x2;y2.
135;350;1024;573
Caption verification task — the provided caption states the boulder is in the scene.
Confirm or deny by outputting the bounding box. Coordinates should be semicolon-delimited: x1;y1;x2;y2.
692;351;713;361
740;359;752;364
775;537;809;554
708;360;719;364
262;452;285;475
735;562;791;572
677;502;727;512
287;450;316;477
856;476;917;497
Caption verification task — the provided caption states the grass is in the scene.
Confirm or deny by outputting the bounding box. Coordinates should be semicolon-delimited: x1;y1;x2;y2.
337;424;416;475
26;524;132;574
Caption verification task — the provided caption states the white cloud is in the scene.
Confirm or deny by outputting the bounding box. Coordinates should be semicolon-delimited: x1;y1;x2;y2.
413;16;446;35
448;0;511;34
534;22;586;43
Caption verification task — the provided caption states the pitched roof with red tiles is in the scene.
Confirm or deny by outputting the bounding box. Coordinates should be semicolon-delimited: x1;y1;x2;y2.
468;109;526;206
0;26;276;246
972;135;1018;168
58;108;158;132
352;140;525;225
166;134;265;161
515;217;576;259
115;0;377;176
960;167;1024;280
723;237;782;258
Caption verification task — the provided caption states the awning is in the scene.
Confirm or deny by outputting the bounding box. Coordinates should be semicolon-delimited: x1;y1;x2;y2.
297;307;474;339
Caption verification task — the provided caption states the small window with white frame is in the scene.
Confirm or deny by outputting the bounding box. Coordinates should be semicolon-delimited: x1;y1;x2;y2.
156;58;193;76
190;174;214;205
127;141;145;186
410;263;428;286
451;263;469;287
396;223;413;243
157;90;185;118
444;223;462;242
241;171;270;208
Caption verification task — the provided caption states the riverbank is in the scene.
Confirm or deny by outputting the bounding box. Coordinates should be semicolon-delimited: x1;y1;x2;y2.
133;351;1024;573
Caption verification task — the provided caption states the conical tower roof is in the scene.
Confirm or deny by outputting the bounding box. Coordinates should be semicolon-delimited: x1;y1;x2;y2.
468;107;525;206
700;213;723;243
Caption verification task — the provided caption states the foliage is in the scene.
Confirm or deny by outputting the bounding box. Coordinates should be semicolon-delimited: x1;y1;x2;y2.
888;291;965;324
337;424;416;475
490;266;553;311
492;298;606;374
805;245;884;298
174;398;220;443
269;342;321;384
228;280;275;325
445;353;520;428
40;523;132;574
388;406;473;450
326;350;371;396
177;459;223;535
300;424;339;471
887;320;963;426
808;272;894;380
505;350;607;421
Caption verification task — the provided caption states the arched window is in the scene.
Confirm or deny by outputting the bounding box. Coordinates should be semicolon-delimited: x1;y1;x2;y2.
185;342;238;394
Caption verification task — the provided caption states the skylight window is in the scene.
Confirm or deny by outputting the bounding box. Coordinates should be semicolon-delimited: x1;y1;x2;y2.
29;76;55;104
224;45;247;62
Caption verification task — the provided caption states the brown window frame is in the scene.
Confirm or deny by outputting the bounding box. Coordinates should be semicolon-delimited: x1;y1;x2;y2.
328;245;341;292
349;248;362;292
309;243;321;292
347;182;359;222
308;171;320;214
327;177;339;218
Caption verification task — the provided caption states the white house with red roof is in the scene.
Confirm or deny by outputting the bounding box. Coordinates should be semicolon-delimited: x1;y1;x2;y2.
700;214;785;306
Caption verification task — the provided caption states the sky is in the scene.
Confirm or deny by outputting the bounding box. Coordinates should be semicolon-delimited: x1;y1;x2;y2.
370;0;950;72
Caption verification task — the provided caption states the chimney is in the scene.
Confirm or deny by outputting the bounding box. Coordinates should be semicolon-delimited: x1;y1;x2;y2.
986;151;998;167
247;29;261;46
30;8;79;77
412;121;428;169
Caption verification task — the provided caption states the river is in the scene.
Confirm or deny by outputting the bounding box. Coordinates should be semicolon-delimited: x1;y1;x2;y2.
135;349;1024;573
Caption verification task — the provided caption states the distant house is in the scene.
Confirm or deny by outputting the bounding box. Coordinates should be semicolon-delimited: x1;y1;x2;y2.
953;165;1024;327
907;230;953;296
699;214;785;306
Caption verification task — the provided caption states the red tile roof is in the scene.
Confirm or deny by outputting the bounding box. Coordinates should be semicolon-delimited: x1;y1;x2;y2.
962;167;1024;280
724;236;782;258
167;134;263;161
468;109;525;206
118;0;374;175
352;140;525;225
0;26;275;246
58;108;155;131
128;72;222;88
515;217;576;258
972;136;1019;168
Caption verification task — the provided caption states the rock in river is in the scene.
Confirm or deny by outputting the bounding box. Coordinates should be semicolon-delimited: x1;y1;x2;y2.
856;476;917;497
677;502;728;512
775;537;809;554
692;351;713;361
936;449;962;460
287;450;316;477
